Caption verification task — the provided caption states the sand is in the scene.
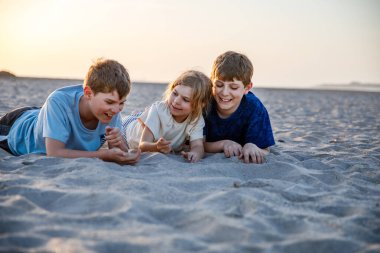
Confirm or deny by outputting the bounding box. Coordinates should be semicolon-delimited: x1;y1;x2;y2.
0;77;379;253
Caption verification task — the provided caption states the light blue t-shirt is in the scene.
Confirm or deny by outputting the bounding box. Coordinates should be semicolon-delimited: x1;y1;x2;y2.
7;84;122;155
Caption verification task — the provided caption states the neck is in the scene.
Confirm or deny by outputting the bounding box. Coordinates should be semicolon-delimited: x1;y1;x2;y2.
172;114;188;123
216;109;231;119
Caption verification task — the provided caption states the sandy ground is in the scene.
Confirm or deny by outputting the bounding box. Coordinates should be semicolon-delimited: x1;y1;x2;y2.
0;77;379;253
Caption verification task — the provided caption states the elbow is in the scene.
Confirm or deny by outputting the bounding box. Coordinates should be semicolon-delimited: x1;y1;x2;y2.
46;149;59;157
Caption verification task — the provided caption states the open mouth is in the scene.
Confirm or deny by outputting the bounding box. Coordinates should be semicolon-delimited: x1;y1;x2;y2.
171;104;182;111
218;97;232;103
104;112;114;119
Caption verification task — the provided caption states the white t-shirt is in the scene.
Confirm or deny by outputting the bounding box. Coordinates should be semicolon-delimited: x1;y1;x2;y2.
125;101;204;152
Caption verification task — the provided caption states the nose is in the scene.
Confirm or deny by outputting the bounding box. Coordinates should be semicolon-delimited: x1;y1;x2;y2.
221;86;229;95
174;96;181;105
111;104;121;113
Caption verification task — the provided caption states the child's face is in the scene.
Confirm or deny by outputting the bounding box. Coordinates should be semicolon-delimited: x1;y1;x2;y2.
88;88;126;124
212;78;251;118
168;85;193;123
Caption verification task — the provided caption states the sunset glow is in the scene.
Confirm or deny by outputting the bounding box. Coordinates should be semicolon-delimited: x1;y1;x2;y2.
1;0;379;87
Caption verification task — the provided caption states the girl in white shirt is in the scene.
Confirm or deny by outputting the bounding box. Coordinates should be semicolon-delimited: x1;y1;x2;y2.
122;70;212;162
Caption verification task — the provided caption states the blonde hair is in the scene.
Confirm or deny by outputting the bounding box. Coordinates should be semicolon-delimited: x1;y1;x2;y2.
164;70;212;123
84;58;131;98
211;51;254;86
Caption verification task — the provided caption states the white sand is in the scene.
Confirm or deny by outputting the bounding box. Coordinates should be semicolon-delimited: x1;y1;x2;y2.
1;77;379;253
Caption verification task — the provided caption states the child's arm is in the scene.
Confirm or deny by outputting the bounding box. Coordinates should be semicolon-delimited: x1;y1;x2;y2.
45;138;140;164
241;143;269;164
204;140;243;158
181;139;204;163
105;126;128;152
139;126;172;153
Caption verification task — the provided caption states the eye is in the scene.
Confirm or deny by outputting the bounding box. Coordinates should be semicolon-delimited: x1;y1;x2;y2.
183;98;190;103
214;81;224;88
172;90;178;96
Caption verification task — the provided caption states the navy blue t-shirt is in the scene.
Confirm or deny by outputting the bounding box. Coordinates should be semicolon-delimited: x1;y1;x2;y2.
204;91;275;149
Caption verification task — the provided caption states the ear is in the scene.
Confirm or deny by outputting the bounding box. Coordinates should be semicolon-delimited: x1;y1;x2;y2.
244;82;253;94
83;86;93;99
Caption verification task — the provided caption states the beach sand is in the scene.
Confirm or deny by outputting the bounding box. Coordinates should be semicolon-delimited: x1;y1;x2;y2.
1;77;379;253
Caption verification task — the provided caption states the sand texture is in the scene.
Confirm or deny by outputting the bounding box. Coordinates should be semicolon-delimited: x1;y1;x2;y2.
1;77;380;253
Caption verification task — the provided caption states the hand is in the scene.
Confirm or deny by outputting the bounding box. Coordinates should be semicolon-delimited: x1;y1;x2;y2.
105;126;124;149
241;143;268;164
181;151;201;163
122;148;141;164
105;148;141;164
223;140;243;158
156;137;171;153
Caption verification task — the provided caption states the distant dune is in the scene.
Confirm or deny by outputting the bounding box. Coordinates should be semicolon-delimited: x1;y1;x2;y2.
317;81;380;92
0;70;16;78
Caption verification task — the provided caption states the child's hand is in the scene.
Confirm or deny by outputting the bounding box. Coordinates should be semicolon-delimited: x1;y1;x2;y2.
105;126;124;149
105;148;141;164
241;143;268;164
122;148;141;164
181;151;201;163
223;140;243;158
156;137;171;153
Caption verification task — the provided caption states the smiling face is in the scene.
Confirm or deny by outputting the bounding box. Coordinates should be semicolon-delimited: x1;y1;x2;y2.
85;86;126;124
212;78;252;118
168;85;193;123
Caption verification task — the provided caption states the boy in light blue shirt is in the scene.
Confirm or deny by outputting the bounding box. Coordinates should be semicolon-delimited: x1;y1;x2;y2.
0;58;140;164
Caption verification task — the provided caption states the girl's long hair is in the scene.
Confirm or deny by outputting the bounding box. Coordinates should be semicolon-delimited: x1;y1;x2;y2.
164;70;212;123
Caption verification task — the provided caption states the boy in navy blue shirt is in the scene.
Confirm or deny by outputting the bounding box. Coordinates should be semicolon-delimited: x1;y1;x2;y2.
204;51;275;163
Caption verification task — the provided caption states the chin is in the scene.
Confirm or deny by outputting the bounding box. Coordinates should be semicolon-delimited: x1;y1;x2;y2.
100;118;112;124
218;104;231;110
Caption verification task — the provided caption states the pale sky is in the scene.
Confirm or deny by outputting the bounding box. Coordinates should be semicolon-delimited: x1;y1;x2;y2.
1;0;379;88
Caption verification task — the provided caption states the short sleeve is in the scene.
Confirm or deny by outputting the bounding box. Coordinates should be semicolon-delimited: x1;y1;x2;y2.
140;103;161;140
188;116;205;141
245;106;275;149
42;97;71;143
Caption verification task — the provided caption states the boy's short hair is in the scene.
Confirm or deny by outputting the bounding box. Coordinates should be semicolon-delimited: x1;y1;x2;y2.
84;58;131;98
211;51;254;86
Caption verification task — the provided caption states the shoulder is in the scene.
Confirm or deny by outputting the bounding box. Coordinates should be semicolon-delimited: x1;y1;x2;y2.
141;101;170;122
245;91;263;105
189;115;205;128
47;84;83;103
151;101;171;116
243;91;267;113
153;101;169;110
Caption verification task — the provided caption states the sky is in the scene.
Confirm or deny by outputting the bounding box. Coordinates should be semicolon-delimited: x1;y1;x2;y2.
0;0;379;88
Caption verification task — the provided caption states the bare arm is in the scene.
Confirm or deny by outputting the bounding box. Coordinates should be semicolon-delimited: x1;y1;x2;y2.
204;140;243;158
139;127;171;153
45;138;140;164
204;140;225;153
181;138;204;163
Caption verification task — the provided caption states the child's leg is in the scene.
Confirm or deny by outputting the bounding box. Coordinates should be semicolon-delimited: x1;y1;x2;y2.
0;106;40;153
121;112;142;148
